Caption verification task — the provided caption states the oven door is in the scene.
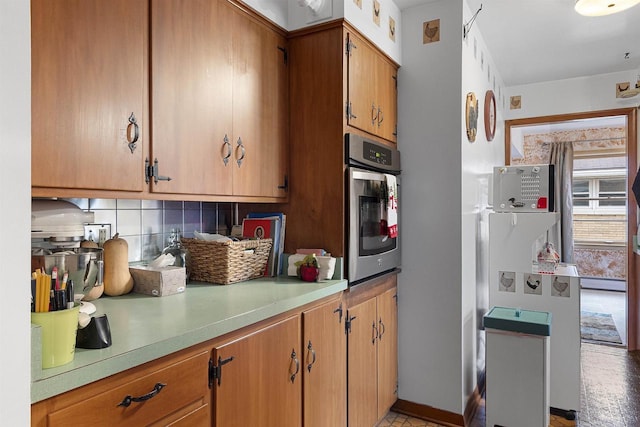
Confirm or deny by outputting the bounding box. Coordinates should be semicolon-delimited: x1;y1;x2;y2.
348;167;400;284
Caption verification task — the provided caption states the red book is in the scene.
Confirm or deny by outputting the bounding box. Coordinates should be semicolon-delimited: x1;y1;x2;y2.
242;218;279;276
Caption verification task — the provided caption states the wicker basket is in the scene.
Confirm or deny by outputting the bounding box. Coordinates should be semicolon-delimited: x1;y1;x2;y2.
181;238;272;285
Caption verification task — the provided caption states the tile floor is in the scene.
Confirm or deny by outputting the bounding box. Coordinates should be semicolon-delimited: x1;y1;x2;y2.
376;411;438;426
384;341;640;426
381;289;638;427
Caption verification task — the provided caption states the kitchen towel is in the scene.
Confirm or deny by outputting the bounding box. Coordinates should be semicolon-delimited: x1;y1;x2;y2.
385;174;398;238
287;254;307;276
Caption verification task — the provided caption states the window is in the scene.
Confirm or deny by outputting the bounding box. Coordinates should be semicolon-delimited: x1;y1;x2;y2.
572;168;626;214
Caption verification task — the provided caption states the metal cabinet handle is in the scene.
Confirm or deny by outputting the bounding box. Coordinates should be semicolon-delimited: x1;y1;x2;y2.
333;303;343;323
277;175;289;191
372;321;379;344
290;349;300;383
378;318;386;340
126;112;139;154
236;137;246;167
377;107;384;127
222;134;232;166
117;382;166;407
371;104;378;125
306;340;317;373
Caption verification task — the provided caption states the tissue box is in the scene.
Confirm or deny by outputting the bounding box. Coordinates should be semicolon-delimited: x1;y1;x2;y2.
130;266;186;297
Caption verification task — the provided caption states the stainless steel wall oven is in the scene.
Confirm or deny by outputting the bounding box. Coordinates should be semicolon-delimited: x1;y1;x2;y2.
345;133;401;285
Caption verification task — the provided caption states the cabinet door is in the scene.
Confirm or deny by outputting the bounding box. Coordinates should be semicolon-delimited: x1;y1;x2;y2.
31;0;146;192
150;0;233;196
346;31;378;136
347;297;378;427
231;9;289;198
213;315;301;427
376;60;398;143
376;287;398;420
302;297;347;427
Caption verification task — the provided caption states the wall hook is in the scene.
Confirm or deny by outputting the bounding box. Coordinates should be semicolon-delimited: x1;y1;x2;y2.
463;4;482;40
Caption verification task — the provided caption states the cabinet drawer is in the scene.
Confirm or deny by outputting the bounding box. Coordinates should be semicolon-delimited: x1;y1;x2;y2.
45;351;209;427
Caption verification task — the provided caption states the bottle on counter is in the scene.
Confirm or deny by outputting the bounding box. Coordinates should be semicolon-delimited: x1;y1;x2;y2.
162;228;191;282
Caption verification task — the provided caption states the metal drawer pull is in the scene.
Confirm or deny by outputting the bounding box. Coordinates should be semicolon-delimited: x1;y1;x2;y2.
290;349;300;383
377;107;384;126
236;137;246;167
126;112;139;154
117;382;166;407
371;103;378;125
306;340;317;373
222;134;232;166
378;318;386;340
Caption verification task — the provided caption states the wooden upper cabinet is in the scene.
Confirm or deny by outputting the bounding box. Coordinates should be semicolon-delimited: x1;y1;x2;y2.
302;296;347;427
213;315;302;427
150;0;288;199
31;0;147;192
376;60;398;143
231;8;289;198
346;31;378;136
345;29;398;144
150;0;234;196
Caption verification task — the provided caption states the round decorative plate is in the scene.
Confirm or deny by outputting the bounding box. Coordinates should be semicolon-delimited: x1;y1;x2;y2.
484;90;496;141
465;92;478;142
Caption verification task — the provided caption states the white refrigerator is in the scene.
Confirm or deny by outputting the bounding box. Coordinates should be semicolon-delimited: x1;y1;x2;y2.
488;212;580;418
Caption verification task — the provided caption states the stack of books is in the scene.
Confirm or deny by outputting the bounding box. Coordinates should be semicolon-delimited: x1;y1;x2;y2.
241;212;286;276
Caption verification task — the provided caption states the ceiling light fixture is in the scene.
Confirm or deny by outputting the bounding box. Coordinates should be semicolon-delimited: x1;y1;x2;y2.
575;0;640;16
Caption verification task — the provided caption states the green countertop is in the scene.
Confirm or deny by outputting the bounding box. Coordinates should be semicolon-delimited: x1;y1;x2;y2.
31;276;348;403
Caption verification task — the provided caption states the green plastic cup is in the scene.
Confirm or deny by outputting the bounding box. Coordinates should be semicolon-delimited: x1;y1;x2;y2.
31;304;80;369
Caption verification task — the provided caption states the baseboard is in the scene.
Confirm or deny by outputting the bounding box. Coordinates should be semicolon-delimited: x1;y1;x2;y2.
391;399;464;427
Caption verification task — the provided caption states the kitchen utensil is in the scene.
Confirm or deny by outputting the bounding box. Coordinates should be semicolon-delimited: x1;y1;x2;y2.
31;247;104;299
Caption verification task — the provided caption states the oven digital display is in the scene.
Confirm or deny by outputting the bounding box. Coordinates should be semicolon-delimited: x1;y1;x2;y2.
363;141;391;165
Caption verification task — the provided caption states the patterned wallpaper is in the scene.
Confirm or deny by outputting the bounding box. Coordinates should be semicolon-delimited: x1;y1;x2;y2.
512;126;626;165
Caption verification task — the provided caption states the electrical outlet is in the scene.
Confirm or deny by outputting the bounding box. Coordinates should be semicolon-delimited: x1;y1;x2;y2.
84;224;111;247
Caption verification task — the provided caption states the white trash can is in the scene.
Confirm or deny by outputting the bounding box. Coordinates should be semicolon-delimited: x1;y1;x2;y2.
484;306;552;427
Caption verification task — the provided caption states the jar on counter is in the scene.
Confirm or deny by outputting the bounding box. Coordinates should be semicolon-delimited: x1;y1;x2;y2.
162;229;191;282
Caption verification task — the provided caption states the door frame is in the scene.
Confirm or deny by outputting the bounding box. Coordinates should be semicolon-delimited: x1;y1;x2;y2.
505;107;639;351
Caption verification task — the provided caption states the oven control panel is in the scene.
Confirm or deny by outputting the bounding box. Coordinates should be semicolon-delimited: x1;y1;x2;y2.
346;133;400;174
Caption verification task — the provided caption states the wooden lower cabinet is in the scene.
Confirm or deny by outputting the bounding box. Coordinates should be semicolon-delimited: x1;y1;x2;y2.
31;293;356;427
302;295;347;427
347;276;398;427
212;315;302;427
31;346;211;427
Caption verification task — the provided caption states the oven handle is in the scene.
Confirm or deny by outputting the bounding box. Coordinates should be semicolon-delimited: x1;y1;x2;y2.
351;169;389;182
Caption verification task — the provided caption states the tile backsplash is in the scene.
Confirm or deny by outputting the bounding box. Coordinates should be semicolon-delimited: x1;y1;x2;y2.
64;198;233;263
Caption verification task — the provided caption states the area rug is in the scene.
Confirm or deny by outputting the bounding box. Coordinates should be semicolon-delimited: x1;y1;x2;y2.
581;311;622;344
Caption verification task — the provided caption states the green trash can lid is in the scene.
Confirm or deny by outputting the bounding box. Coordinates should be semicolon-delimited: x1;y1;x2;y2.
483;306;552;336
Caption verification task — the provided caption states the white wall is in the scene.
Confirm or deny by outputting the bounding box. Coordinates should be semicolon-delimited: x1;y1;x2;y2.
248;0;403;64
397;0;464;414
459;0;505;406
344;0;402;63
245;0;291;28
0;0;31;424
506;70;640;120
398;0;505;415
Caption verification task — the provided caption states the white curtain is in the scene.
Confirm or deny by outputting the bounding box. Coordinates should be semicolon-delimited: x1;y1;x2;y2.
549;141;574;263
